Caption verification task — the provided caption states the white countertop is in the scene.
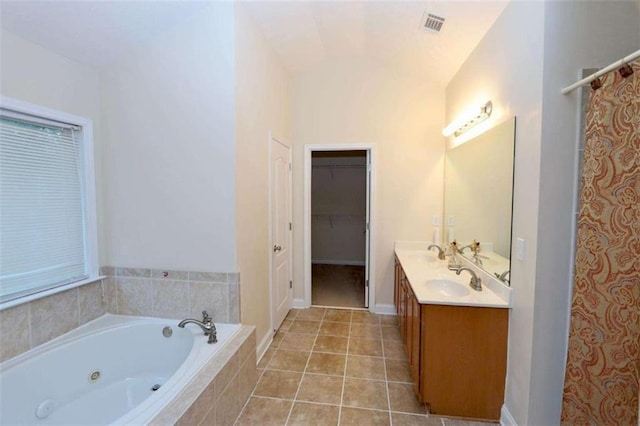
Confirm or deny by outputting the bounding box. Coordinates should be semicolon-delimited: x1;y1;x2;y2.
395;241;512;309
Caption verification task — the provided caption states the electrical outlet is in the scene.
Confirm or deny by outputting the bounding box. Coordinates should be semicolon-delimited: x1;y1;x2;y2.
515;238;526;261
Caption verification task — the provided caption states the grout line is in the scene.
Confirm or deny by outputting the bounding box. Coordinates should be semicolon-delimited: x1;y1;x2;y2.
336;309;351;425
283;308;324;425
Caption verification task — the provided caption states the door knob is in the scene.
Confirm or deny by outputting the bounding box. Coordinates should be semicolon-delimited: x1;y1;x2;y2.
273;245;282;252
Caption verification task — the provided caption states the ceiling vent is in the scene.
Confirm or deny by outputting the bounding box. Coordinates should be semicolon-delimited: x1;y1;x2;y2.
422;12;445;33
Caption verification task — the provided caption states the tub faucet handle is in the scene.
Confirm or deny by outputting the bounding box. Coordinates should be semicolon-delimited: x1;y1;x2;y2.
202;311;211;324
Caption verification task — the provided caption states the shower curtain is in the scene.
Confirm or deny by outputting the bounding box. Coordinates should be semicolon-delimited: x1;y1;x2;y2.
561;62;639;424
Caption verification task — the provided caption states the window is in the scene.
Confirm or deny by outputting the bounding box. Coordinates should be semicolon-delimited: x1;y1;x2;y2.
0;97;98;305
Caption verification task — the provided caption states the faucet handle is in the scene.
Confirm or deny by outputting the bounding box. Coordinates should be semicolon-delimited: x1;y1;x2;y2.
202;311;211;324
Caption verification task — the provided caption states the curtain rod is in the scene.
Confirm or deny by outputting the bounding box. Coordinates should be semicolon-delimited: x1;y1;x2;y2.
562;49;640;94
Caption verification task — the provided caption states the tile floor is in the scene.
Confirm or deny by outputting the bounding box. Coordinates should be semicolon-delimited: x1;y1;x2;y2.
235;307;496;426
312;264;365;308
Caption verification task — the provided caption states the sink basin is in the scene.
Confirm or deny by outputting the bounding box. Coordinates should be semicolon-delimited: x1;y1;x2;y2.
407;252;437;263
425;279;470;297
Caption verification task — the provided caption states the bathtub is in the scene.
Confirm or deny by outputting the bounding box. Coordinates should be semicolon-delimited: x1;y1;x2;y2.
0;314;242;425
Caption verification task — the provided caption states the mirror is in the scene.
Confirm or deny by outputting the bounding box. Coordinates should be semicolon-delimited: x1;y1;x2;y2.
443;117;516;284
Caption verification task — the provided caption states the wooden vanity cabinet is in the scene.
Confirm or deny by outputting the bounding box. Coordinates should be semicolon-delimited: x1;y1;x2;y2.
393;257;509;421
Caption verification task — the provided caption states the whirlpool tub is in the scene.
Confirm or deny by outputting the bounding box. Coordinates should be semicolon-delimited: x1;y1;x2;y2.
0;314;254;425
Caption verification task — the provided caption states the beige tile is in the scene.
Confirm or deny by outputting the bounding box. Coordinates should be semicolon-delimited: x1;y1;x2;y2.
239;353;258;403
351;311;380;324
258;348;275;369
324;309;352;323
176;381;216;426
100;265;115;276
117;277;153;316
215;378;242;426
279;333;316;352
0;302;30;362
239;331;256;363
279;318;294;331
268;349;310;372
272;330;286;347
349;337;383;357
440;418;497;426
340;407;390;426
116;267;151;277
188;281;228;323
296;307;326;321
152;269;188;280
297;374;343;405
342;378;388;410
288;320;321;334
314;335;348;354
30;288;79;346
102;277;117;313
319;321;350;337
386;358;412;383
152;279;189;319
350;323;382;339
391;413;443;426
79;281;106;324
306;352;346;376
383;340;407;360
381;325;402;342
228;283;240;323
380;315;398;325
235;396;292;426
189;271;226;282
387;382;427;415
288;401;340;426
253;369;302;399
216;353;239;393
286;309;299;320
345;355;386;380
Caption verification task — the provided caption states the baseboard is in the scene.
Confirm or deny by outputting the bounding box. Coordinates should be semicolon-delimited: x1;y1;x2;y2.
500;405;517;426
374;303;396;315
256;329;273;363
311;259;366;266
292;298;306;309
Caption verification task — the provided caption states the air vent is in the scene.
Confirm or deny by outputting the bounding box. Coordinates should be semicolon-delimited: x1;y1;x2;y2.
422;12;445;33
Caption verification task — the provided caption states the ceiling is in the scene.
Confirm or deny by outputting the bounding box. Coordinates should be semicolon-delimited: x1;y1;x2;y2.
1;0;509;85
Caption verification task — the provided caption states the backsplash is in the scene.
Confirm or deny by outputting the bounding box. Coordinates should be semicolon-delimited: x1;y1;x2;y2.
0;267;240;363
100;266;240;324
0;280;106;363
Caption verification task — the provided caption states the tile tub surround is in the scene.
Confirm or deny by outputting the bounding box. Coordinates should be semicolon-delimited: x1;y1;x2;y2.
237;307;498;426
0;280;106;363
148;326;257;426
100;266;240;323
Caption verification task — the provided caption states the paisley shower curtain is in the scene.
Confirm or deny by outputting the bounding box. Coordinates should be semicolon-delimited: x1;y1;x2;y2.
561;61;639;424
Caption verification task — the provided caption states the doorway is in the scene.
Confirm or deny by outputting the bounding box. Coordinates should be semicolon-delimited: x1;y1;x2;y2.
303;145;375;310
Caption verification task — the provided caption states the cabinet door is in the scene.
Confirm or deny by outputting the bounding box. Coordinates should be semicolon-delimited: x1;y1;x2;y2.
406;288;414;359
394;256;400;310
398;275;407;341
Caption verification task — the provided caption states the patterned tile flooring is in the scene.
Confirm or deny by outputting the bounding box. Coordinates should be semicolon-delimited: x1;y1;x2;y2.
234;308;496;426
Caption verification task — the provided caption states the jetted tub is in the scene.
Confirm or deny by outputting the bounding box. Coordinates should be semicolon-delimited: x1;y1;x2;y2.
0;314;241;425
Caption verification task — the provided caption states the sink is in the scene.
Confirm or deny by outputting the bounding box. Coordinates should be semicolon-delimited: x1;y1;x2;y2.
407;252;437;263
425;279;470;297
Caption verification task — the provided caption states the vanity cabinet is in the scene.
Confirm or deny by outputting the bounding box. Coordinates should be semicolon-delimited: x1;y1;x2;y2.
393;256;508;421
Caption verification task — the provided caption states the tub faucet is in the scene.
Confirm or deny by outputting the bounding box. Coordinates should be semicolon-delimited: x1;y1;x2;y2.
427;244;446;260
178;311;217;344
449;266;482;291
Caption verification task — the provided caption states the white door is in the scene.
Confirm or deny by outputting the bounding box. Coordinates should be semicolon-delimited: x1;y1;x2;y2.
364;150;371;308
270;137;292;332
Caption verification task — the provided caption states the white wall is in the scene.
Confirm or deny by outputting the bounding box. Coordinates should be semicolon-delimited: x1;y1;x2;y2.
447;1;640;424
530;2;640;424
445;2;545;423
0;30;105;264
100;3;237;272
292;57;445;309
234;4;292;345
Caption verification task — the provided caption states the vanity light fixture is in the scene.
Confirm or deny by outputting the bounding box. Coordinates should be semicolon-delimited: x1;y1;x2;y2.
442;101;493;138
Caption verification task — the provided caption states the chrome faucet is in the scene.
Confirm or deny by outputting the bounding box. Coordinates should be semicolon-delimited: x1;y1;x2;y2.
494;270;510;284
427;244;446;260
178;311;217;344
446;241;463;268
450;266;482;291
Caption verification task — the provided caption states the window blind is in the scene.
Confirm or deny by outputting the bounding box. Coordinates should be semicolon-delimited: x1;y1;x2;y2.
0;115;88;302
